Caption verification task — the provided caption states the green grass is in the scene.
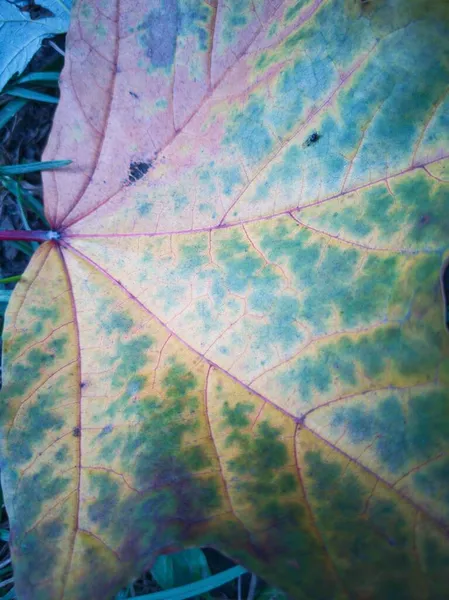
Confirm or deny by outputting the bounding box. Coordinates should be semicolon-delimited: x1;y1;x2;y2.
0;160;71;176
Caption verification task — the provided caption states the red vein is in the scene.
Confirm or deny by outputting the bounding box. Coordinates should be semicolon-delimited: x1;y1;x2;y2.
22;489;77;538
422;165;448;183
12;243;52;328
78;528;121;562
289;213;434;255
7;360;77;435
339;98;386;194
55;0;121;230
392;452;446;487
13;320;74;363
249;319;391;387
203;366;262;550
411;86;449;167
57;241;85;600
61;153;449;241
16;430;75;484
301;382;434;421
81;465;141;494
293;424;349;596
308;426;449;537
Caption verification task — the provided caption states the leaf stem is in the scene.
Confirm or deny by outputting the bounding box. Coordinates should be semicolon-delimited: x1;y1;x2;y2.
0;230;58;242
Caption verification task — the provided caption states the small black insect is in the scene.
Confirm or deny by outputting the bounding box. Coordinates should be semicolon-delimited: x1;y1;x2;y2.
303;131;321;147
80;381;86;389
72;426;81;437
129;91;139;99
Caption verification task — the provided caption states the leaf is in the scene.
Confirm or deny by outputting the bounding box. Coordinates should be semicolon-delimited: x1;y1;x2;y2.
0;0;71;92
151;548;211;590
1;1;449;599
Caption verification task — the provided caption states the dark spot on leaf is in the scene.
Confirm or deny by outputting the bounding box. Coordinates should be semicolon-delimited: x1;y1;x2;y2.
129;91;139;99
303;131;321;147
418;214;431;226
72;426;81;437
128;161;152;184
6;0;55;20
99;424;113;437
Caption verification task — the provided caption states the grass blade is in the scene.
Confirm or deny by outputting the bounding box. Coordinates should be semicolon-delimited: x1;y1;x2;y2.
2;587;17;600
6;87;59;104
8;241;34;256
0;565;12;578
137;566;247;600
0;176;47;223
15;185;30;231
15;184;39;251
247;574;258;600
0;160;71;175
0;275;21;284
47;40;66;56
16;72;60;84
0;99;27;130
0;578;14;590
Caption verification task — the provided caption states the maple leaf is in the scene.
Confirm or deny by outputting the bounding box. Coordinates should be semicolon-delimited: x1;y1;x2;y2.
1;0;449;598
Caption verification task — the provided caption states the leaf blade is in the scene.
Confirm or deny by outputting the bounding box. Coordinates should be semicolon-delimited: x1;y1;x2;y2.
1;1;449;599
